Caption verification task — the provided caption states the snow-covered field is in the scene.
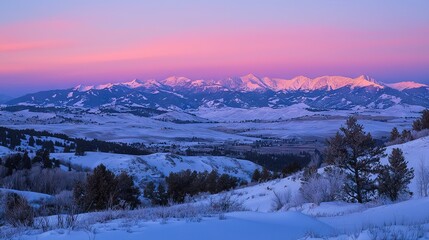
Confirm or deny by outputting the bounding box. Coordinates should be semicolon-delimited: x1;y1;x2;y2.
0;104;423;146
4;197;429;240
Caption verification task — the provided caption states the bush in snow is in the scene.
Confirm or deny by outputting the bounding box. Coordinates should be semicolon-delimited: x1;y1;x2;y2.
271;189;292;211
4;193;34;227
208;193;244;213
299;167;346;205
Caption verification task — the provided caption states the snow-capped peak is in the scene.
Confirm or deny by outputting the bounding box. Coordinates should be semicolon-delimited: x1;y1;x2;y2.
161;76;191;86
73;84;94;92
385;81;429;91
67;75;429;94
122;79;144;88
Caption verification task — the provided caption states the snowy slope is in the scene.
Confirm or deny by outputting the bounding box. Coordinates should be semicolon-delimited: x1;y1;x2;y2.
320;197;429;233
51;152;261;183
152;111;210;123
386;81;428;91
12;211;333;240
195;103;312;121
0;188;52;203
0;146;14;158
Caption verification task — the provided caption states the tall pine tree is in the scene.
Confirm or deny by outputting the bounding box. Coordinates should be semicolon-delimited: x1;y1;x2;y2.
326;117;386;203
378;148;414;201
390;127;400;142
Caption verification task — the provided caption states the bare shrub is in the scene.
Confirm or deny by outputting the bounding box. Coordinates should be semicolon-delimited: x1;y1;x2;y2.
35;216;50;231
417;159;429;197
300;167;346;205
5;193;34;227
208;193;244;213
271;189;292;211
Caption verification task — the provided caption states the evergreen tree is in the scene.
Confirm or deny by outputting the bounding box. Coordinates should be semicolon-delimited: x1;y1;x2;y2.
413;109;429;131
75;143;86;156
115;172;140;209
22;152;32;169
260;168;271;182
206;170;219;193
28;136;35;147
42;150;53;169
251;169;261;183
378;148;414;201
143;181;156;203
63;145;71;153
14;154;24;170
422;109;429;129
390;127;400;142
155;184;168;206
401;129;413;142
84;164;118;210
326;117;386;203
4;157;15;176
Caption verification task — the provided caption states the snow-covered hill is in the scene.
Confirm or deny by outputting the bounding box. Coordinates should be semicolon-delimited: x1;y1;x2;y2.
6;74;429;110
51;152;261;183
0;146;15;158
386;81;429;91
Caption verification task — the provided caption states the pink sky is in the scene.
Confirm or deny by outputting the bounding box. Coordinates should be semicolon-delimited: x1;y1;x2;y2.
1;1;429;96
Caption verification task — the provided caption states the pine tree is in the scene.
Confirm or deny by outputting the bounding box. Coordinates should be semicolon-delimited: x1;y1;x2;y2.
22;152;32;169
206;170;219;193
251;169;261;183
378;148;414;201
75;143;86;156
413;109;429;131
144;181;156;203
28;136;35;147
154;184;168;206
84;164;118;210
413;120;422;131
326;117;386;203
260;168;271;182
42;150;53;169
422;109;429;129
115;172;140;209
4;157;15;176
390;127;400;142
401;129;413;142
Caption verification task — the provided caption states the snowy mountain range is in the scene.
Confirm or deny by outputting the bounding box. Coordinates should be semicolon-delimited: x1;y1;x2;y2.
6;74;429;110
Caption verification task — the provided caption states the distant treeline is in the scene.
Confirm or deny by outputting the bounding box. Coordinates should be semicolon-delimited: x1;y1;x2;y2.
0;126;150;155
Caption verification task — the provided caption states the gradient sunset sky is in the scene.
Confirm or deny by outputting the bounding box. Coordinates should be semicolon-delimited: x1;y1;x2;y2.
1;0;429;96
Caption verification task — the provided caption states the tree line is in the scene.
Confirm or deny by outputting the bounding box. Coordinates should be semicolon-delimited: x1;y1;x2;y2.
0;126;150;156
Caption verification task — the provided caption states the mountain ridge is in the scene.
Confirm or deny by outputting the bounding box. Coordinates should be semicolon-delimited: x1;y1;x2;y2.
69;74;395;93
6;74;429;110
